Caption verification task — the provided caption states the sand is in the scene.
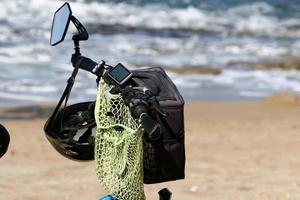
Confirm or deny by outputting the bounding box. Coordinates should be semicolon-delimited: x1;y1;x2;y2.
1;99;300;200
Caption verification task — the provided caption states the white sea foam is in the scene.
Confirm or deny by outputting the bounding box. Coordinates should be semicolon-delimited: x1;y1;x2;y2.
65;1;300;37
0;91;50;102
0;0;299;38
0;0;298;66
169;69;300;98
0;0;300;103
91;2;299;37
238;91;269;98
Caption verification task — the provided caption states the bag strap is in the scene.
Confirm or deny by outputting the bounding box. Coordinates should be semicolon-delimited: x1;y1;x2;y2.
47;58;84;125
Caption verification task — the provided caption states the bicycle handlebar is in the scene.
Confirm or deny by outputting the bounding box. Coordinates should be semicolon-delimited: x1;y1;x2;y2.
71;54;162;141
71;54;98;74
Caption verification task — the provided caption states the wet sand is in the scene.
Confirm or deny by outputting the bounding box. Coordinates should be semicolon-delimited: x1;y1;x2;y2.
1;98;300;200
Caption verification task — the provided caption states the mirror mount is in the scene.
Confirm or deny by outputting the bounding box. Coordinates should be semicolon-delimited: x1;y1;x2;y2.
70;16;89;56
50;2;89;56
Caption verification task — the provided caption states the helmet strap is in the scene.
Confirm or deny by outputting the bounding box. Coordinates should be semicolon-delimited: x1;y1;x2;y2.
47;58;84;128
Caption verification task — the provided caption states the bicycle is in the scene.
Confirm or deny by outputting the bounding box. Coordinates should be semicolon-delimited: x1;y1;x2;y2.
45;2;185;199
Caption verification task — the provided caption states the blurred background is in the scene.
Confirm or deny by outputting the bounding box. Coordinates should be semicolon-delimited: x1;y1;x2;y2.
1;0;300;106
2;1;300;200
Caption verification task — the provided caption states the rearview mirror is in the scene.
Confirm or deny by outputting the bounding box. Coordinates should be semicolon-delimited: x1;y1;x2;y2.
50;2;72;46
0;124;10;158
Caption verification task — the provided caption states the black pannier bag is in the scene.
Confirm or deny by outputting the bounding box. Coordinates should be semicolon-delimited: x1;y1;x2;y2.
132;67;185;184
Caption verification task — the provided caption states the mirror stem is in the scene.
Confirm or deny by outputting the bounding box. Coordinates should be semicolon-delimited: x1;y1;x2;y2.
73;39;81;56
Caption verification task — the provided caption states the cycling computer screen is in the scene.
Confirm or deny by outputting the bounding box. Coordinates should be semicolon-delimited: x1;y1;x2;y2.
107;63;132;85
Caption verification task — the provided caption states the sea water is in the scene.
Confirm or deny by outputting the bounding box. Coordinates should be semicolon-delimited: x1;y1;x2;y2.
0;0;300;105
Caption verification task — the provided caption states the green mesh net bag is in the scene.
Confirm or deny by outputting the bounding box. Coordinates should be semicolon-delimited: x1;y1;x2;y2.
94;80;145;200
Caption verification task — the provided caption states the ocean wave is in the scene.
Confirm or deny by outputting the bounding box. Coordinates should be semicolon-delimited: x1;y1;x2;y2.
0;0;300;103
69;1;300;38
0;0;298;66
169;69;300;96
2;67;300;103
0;0;300;39
0;91;50;102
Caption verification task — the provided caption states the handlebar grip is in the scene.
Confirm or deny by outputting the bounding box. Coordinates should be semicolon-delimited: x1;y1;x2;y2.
80;57;98;72
71;55;98;73
140;113;161;141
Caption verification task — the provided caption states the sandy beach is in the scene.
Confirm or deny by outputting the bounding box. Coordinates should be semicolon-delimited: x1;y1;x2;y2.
1;0;300;199
1;97;300;200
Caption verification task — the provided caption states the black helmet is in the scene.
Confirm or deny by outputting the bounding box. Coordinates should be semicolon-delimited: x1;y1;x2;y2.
0;124;10;158
44;102;96;161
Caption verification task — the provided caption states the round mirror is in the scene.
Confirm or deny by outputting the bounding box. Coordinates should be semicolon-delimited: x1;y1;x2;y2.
0;124;10;158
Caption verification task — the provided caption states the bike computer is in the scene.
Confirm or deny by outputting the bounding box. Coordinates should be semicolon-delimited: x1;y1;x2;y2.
106;63;132;86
